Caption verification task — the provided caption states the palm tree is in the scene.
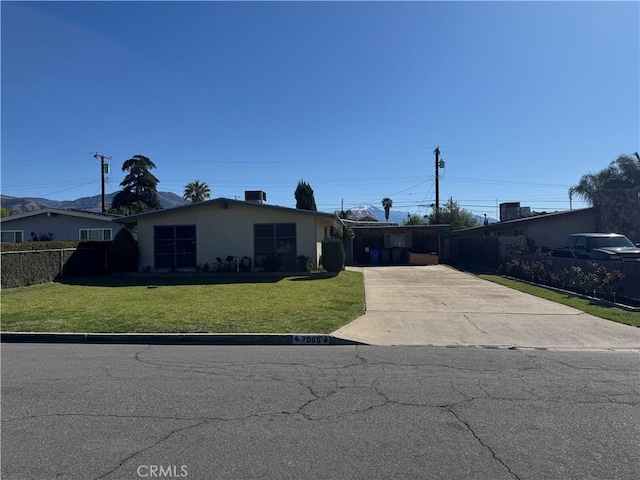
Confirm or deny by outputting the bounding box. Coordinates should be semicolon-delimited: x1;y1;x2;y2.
382;197;393;221
183;180;211;203
570;152;640;206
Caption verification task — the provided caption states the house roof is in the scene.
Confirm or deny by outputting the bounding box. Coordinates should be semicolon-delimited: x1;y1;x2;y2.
0;208;120;223
455;207;595;234
113;197;338;224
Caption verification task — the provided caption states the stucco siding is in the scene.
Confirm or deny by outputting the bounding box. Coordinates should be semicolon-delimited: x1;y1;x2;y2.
134;202;336;271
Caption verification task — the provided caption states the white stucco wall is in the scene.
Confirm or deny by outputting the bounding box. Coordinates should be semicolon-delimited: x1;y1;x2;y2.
134;201;336;271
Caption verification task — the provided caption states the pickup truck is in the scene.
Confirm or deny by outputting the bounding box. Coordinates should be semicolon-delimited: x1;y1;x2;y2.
550;233;640;262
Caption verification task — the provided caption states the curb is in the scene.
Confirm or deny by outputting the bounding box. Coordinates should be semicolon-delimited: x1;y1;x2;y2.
0;332;366;346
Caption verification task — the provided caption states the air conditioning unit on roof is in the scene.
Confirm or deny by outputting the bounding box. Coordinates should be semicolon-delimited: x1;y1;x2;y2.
245;190;267;204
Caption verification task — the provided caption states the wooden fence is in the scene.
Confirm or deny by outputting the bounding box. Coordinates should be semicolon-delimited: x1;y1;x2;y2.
442;236;500;269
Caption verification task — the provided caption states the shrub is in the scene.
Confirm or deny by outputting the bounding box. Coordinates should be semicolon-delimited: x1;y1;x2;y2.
262;254;281;272
109;229;138;273
530;260;549;283
322;239;345;273
296;255;316;272
600;270;625;301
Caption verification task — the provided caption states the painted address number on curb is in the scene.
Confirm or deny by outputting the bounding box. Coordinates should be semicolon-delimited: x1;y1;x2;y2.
293;335;330;345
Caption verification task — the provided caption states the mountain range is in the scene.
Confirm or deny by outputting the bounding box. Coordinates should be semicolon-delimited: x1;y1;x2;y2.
1;194;497;225
1;192;186;215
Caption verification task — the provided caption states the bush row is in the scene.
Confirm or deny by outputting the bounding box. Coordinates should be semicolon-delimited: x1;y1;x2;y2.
1;241;121;288
0;241;82;252
501;257;625;301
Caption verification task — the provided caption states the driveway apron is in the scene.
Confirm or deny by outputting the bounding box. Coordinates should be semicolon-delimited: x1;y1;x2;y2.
332;265;640;348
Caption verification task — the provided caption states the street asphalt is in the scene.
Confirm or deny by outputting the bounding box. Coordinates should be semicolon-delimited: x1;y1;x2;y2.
333;266;640;349
2;344;639;480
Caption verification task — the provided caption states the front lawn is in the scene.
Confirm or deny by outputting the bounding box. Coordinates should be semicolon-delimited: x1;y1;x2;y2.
0;272;365;334
479;274;640;328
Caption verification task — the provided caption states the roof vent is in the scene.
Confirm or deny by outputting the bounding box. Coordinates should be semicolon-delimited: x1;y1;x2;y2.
245;190;267;204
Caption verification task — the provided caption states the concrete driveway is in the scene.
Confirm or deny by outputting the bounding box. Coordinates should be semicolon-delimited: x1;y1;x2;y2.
332;265;640;349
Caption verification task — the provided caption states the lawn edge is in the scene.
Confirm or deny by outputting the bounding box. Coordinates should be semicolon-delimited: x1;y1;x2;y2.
478;273;640;328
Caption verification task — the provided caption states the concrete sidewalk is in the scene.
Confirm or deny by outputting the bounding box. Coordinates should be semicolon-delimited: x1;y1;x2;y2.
332;265;640;349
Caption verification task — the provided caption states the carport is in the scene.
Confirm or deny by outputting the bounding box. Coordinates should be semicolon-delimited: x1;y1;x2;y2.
345;224;449;266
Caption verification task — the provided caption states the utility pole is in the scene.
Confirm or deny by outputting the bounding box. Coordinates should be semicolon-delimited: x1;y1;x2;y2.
93;153;111;214
434;146;440;223
569;190;573;210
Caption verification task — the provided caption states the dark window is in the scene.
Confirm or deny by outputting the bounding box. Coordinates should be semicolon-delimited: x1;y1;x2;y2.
384;234;412;248
154;225;196;269
254;223;296;270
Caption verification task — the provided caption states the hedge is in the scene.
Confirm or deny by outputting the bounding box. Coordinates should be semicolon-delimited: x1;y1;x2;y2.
1;242;111;288
0;241;81;252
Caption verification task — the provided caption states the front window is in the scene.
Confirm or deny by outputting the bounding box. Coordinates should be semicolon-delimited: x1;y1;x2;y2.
1;230;23;243
80;228;112;241
254;223;296;270
384;234;412;248
154;225;197;269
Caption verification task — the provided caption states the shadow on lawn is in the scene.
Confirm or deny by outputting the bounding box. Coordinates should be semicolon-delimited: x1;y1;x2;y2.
60;272;339;287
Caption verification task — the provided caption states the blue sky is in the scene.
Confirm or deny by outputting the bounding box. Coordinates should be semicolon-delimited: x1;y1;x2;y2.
2;1;639;219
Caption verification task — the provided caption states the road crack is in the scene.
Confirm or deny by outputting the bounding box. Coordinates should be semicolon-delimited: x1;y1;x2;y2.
463;314;489;335
445;406;521;480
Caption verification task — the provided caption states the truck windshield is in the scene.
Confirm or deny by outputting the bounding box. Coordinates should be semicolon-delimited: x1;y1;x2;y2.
587;236;635;248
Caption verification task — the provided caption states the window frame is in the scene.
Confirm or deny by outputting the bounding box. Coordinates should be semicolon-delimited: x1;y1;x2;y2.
153;225;197;270
254;223;297;270
79;228;112;241
384;234;412;248
1;230;24;243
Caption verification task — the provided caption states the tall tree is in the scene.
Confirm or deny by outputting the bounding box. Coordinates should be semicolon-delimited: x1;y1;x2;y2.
381;198;393;221
427;198;479;230
569;152;640;206
404;214;424;225
183;180;211;203
111;155;161;214
0;206;11;218
295;180;317;211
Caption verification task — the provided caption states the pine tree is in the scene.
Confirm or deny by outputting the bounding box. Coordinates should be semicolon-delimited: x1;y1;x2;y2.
294;180;317;211
111;155;161;214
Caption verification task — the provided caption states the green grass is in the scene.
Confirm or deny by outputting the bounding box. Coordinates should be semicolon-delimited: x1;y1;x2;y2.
479;274;640;328
0;272;365;334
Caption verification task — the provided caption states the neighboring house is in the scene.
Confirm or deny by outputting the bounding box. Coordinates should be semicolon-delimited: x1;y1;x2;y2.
454;207;597;249
0;208;123;243
114;193;339;272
